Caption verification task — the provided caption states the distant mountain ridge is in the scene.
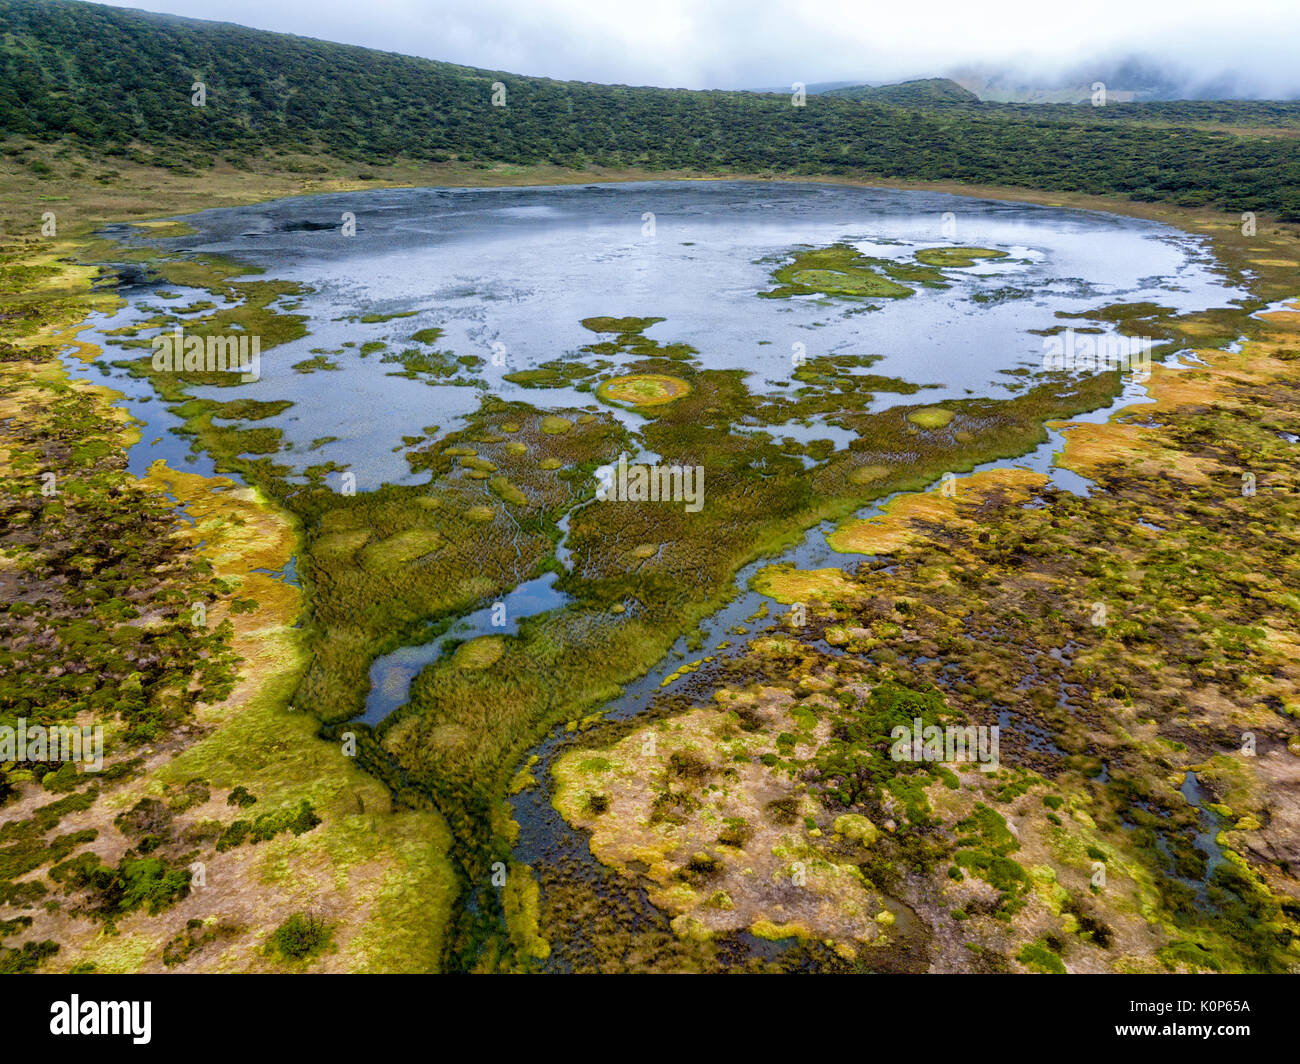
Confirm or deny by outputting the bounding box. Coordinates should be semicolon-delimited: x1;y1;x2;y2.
953;55;1300;103
821;78;979;105
795;59;1300;105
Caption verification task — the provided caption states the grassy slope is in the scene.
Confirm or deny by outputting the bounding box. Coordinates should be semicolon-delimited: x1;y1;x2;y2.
3;0;1300;214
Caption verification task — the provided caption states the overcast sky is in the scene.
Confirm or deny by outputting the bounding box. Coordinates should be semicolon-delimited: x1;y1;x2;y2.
95;0;1300;95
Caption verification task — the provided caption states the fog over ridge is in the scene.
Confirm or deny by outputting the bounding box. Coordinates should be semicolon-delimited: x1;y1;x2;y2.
92;0;1300;99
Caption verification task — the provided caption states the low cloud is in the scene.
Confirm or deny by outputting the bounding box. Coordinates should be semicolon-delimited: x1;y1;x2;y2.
97;0;1300;97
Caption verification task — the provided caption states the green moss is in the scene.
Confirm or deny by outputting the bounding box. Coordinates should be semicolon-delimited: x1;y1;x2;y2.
358;528;444;570
761;244;915;300
488;475;528;505
502;864;550;963
1017;938;1066;974
812;680;951;817
580;316;664;334
833;813;878;846
906;406;955;429
913;246;1008;268
596;374;691;407
452;635;506;671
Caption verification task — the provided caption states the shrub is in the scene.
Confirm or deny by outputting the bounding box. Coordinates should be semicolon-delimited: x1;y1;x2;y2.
267;912;331;961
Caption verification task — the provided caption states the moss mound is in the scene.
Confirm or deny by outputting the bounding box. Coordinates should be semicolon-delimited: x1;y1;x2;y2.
913;246;1008;268
539;415;573;435
596;374;691;407
453;635;505;670
906;406;955;429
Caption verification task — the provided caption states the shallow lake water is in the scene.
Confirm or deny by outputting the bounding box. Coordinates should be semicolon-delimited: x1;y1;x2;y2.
87;180;1243;490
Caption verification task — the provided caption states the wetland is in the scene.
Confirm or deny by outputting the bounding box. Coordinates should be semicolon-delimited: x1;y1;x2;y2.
5;175;1299;974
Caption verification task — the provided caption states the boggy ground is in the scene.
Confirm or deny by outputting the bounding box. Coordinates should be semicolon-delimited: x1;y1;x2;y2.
381;320;1147;968
549;288;1300;973
0;239;455;973
3;143;1300;971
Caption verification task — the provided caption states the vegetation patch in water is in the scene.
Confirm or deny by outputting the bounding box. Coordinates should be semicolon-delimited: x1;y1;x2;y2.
761;244;916;301
292;354;340;373
752;565;856;605
913;246;1009;269
906;406;955;429
596;373;691;407
503;362;600;388
452;636;505;671
581;316;664;335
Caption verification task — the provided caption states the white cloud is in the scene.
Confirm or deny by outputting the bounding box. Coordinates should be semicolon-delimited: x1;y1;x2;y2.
93;0;1300;94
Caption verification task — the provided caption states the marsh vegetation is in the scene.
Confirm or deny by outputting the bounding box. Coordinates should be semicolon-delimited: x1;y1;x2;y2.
3;147;1298;974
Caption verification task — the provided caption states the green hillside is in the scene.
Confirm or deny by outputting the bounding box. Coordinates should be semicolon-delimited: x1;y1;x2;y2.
2;0;1300;215
822;78;980;104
